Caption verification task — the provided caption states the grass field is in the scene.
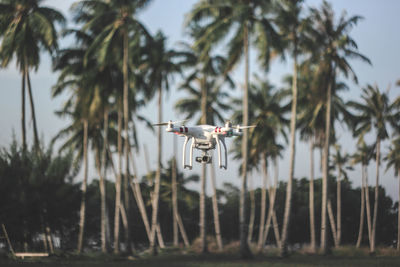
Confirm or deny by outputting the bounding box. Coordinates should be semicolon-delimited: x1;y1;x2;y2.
2;249;400;267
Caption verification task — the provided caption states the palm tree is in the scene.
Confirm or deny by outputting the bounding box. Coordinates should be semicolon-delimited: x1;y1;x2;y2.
308;1;371;253
231;75;288;251
52;19;121;251
142;31;181;254
274;0;310;255
385;136;400;250
348;84;391;252
175;43;232;253
331;144;351;247
0;0;65;150
351;138;375;248
186;0;279;257
52;80;99;253
78;0;152;253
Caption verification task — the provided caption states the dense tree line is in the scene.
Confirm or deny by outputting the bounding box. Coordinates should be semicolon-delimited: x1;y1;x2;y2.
0;0;399;258
0;142;397;252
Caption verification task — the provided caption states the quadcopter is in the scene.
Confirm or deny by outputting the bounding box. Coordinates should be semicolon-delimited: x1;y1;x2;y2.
153;120;255;170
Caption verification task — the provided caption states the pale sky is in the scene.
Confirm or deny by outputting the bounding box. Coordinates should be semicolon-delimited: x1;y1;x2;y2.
0;0;399;201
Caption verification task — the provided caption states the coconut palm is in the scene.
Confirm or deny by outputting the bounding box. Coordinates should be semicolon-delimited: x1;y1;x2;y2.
230;75;289;251
331;144;351;247
51;77;99;253
77;0;152;253
384;136;400;250
52;24;119;252
348;84;391;252
186;0;280;257
274;0;311;254
141;31;181;253
351;138;375;248
0;0;65;150
175;43;233;252
308;1;371;252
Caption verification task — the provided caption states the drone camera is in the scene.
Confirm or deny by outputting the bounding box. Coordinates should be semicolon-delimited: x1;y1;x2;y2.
196;155;212;164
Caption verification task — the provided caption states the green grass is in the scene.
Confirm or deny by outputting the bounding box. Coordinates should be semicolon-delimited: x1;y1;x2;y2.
1;251;400;267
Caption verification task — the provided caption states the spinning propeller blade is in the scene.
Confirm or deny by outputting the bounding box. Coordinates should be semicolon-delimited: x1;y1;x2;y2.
238;125;256;129
153;122;169;126
152;119;188;127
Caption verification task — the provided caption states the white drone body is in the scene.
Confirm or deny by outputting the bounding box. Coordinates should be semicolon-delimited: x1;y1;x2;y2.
154;120;255;170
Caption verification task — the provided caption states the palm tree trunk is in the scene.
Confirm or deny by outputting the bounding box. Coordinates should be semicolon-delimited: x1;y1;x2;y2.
371;137;380;253
21;70;26;151
247;175;255;244
172;136;179;247
114;104;123;254
96;149;107;253
200;163;207;253
398;170;400;250
365;166;373;251
199;71;208;254
356;164;366;248
156;223;165;248
262;165;280;248
26;71;39;149
210;161;223;251
150;85;163;254
337;164;342;246
309;140;316;252
45;225;54;254
100;109;109;253
239;20;252;259
122;29;132;254
257;156;268;252
176;212;190;247
321;68;333;254
327;200;338;247
281;48;298;256
128;148;152;241
77;119;89;253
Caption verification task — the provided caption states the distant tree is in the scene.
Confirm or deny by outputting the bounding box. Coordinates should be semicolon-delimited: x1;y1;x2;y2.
348;84;391;252
186;0;280;258
384;136;400;250
308;1;371;253
0;0;65;150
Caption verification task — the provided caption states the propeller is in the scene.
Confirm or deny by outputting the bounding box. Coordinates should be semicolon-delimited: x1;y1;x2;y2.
237;125;256;129
152;119;188;126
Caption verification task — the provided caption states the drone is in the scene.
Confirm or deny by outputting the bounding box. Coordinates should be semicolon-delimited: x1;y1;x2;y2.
153;120;255;170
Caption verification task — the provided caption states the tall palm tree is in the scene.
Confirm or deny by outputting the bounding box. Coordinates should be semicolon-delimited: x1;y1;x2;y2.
331;144;351;247
176;43;232;252
52;14;122;250
0;0;65;150
385;136;400;250
296;65;321;252
348;84;391;252
308;1;371;253
231;75;288;251
186;0;279;257
78;0;152;253
351;138;375;248
52;77;99;253
274;0;310;255
142;31;181;254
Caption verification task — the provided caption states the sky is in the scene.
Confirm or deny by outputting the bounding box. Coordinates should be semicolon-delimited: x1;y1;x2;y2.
0;0;399;200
